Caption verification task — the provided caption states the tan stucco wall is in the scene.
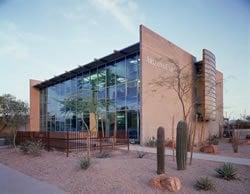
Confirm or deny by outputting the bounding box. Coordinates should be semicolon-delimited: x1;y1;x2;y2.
139;25;223;144
29;79;41;131
140;25;195;144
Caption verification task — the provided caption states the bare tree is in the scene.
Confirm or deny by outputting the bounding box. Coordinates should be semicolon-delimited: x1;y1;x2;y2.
150;59;194;122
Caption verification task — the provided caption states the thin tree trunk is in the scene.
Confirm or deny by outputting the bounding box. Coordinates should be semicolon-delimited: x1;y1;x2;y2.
171;115;175;161
87;131;90;157
101;117;104;138
190;115;197;165
13;129;17;149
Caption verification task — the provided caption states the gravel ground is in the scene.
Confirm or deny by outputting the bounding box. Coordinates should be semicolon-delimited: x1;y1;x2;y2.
0;148;249;194
216;139;250;158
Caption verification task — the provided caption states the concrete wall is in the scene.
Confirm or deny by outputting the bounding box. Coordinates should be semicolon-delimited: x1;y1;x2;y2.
139;25;223;144
30;79;41;131
139;25;195;144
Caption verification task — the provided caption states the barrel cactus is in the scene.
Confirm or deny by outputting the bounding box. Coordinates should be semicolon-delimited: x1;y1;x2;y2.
157;126;165;174
176;121;188;170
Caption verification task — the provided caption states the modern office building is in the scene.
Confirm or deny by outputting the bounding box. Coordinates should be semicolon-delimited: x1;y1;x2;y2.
30;25;223;144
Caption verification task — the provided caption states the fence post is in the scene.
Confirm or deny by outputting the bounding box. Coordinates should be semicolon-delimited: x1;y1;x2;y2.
127;135;129;151
112;136;115;150
99;135;102;153
66;130;69;157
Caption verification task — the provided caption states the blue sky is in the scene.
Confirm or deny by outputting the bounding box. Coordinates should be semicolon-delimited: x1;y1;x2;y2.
0;0;249;118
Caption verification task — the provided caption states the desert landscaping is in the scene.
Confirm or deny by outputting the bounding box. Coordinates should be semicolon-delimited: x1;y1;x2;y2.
0;1;249;193
0;141;250;194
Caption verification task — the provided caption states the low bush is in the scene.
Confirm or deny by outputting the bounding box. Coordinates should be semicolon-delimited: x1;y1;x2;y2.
137;151;146;158
80;156;91;170
165;139;176;148
144;136;156;147
208;135;219;145
215;163;238;181
20;139;43;156
194;177;216;191
96;151;111;159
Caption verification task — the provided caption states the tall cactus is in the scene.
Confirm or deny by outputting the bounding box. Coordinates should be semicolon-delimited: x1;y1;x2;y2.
157;126;165;174
176;121;188;170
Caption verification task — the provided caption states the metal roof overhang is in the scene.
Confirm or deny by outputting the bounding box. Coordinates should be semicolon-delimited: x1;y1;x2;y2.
35;42;140;89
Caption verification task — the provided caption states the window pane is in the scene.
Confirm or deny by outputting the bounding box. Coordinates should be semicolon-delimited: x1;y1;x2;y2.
116;58;126;84
98;112;106;136
98;66;106;88
64;79;71;97
126;54;139;81
106;112;115;137
77;74;83;91
97;87;106;113
116;84;125;110
71;77;77;95
90;69;98;90
83;72;90;89
126;81;138;110
116;111;126;138
107;86;116;111
106;62;116;86
127;110;138;140
51;115;55;131
98;87;106;100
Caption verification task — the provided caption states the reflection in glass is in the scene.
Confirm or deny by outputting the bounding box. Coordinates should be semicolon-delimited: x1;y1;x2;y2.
116;84;125;110
90;69;98;90
98;66;106;88
126;54;139;81
127;110;138;140
116;58;126;84
116;111;126;137
107;86;116;111
42;52;140;142
106;62;116;86
126;81;138;110
106;112;115;137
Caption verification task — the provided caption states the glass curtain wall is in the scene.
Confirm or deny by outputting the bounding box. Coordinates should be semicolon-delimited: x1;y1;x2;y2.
40;52;140;142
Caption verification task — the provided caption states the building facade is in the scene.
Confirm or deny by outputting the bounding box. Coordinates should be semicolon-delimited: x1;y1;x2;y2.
30;25;223;144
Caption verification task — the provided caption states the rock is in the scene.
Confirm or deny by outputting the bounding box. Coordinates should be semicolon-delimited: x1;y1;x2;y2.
149;174;181;192
200;145;217;154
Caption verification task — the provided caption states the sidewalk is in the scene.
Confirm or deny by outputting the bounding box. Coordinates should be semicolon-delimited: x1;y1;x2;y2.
0;163;68;194
122;145;250;166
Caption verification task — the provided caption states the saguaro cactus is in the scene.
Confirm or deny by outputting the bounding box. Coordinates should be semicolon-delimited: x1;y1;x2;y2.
157;126;165;174
176;121;188;170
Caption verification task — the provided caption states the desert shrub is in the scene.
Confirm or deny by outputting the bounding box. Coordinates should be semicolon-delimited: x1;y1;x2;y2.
194;177;216;191
80;156;91;170
20;139;43;156
165;139;176;148
215;163;238;181
137;151;146;158
96;151;111;159
208;135;219;145
144;136;156;147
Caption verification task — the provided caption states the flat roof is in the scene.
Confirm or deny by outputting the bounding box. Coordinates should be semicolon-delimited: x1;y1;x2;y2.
35;42;140;89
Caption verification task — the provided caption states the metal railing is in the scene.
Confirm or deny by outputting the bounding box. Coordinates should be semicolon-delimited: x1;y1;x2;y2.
16;131;129;157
